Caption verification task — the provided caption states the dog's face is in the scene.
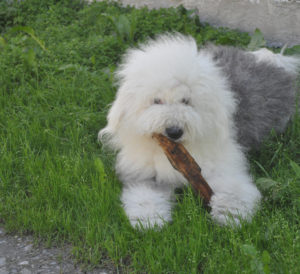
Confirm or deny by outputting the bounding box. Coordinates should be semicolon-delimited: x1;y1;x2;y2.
141;84;191;142
99;36;236;149
100;79;232;150
129;82;210;144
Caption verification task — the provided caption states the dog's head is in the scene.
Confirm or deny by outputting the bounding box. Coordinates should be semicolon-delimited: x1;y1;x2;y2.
99;35;236;149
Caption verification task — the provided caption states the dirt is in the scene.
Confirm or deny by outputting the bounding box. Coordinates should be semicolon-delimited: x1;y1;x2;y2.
0;227;113;274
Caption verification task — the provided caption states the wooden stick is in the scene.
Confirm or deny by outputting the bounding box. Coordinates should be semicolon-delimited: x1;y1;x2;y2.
152;133;213;205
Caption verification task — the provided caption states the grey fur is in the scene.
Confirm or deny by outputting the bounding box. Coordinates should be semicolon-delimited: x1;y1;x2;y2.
208;46;298;150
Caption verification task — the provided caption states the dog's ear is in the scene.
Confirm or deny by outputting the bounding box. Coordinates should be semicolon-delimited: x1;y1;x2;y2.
98;89;129;147
106;94;125;133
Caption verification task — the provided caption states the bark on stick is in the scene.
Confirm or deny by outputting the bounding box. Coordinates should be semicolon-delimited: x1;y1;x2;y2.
153;133;213;205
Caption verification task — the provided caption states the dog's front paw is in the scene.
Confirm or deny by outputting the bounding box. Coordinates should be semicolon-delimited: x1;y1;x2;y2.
128;214;169;229
210;203;242;226
209;191;260;226
125;205;172;229
121;184;173;229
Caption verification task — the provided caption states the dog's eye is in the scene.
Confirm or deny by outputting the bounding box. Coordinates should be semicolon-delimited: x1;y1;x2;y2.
181;98;190;105
153;98;163;105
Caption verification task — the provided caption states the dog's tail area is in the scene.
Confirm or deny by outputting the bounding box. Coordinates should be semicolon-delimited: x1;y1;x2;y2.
251;48;300;75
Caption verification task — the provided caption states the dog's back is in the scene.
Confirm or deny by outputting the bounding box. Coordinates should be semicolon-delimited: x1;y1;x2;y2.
209;46;299;150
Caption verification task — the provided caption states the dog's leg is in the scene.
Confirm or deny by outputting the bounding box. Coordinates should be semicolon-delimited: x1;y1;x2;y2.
208;167;262;226
121;182;174;229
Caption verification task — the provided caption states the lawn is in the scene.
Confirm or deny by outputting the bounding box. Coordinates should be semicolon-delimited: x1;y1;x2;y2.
0;0;299;273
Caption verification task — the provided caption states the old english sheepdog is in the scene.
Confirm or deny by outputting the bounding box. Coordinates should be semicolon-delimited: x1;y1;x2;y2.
99;34;299;228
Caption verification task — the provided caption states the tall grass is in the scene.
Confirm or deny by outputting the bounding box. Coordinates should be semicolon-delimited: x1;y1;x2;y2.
0;1;299;272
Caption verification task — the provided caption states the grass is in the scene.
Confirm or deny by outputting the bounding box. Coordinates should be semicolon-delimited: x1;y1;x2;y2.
0;0;299;273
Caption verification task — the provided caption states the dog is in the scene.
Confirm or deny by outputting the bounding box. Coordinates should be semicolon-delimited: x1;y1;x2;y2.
99;34;299;228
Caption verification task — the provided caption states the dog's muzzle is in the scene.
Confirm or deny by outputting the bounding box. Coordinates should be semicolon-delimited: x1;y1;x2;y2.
165;126;183;141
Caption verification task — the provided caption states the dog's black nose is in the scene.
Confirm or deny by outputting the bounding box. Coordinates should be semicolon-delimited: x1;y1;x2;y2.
165;127;183;140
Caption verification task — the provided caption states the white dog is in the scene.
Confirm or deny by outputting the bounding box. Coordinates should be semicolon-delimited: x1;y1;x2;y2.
99;34;299;228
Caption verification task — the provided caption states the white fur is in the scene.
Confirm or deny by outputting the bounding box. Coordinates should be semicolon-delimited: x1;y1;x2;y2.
252;48;300;74
121;183;174;228
99;35;262;228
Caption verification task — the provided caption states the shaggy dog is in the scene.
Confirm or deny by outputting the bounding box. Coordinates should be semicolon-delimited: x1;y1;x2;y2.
99;34;299;228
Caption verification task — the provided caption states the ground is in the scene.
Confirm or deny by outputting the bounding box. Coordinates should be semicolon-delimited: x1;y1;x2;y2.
0;227;112;274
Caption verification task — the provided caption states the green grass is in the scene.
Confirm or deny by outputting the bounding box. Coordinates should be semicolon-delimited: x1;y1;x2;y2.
0;0;299;272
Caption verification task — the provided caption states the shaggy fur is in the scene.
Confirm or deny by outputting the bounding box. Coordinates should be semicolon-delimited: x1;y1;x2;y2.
209;45;298;149
99;34;299;228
